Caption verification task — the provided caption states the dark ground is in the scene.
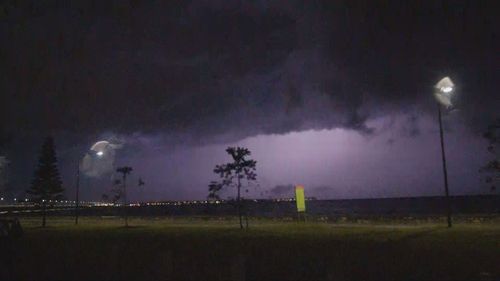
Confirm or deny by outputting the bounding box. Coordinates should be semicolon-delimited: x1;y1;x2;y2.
1;217;499;281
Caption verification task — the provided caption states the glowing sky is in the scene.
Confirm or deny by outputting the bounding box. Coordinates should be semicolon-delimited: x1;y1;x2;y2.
76;112;488;201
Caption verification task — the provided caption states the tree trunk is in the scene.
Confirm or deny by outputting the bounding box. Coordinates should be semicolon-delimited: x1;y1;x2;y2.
237;176;242;229
75;166;80;225
245;203;249;229
42;201;46;227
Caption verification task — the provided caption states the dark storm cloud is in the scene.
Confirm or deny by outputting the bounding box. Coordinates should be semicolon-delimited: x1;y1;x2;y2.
269;184;294;197
401;113;421;138
2;0;496;147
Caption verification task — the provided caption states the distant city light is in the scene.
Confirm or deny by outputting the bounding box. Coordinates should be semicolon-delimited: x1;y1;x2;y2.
96;151;104;156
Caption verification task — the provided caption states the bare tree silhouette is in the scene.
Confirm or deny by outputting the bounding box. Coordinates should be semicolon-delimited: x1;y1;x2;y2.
116;166;133;227
480;119;499;192
209;147;257;229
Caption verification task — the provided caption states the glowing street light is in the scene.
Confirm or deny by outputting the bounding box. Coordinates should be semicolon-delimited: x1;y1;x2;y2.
434;77;455;109
441;86;452;93
75;140;117;224
434;76;455;228
75;143;107;225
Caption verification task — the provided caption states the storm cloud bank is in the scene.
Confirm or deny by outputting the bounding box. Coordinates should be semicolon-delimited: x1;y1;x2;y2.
1;1;497;145
0;1;498;200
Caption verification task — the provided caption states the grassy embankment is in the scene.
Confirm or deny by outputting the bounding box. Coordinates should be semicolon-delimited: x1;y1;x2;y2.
6;217;500;280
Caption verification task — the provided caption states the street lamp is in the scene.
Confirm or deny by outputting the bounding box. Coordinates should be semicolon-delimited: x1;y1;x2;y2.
75;154;85;225
75;149;105;225
434;76;455;228
75;140;117;224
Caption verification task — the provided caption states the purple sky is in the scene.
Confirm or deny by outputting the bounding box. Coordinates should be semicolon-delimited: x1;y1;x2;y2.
97;111;489;201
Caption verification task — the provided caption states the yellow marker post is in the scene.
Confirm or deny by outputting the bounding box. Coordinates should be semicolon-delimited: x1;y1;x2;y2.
295;185;306;221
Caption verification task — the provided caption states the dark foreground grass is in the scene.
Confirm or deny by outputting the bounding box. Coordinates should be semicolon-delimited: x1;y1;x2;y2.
5;217;500;280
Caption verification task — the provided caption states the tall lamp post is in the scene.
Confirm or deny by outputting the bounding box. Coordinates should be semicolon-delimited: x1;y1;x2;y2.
75;161;81;225
434;77;455;228
75;150;104;225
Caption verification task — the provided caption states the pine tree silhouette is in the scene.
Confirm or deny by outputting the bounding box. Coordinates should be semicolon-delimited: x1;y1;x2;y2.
27;136;64;227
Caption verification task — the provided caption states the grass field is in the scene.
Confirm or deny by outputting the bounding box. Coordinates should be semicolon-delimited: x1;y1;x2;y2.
4;217;500;280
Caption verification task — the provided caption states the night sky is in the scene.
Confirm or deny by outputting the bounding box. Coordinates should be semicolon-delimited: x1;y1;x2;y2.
0;1;498;201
